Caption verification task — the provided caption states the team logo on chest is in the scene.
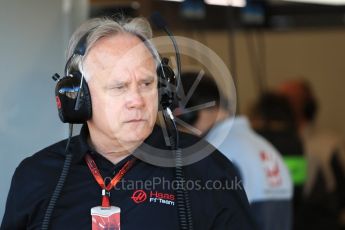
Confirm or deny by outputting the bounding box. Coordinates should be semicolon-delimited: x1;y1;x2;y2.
131;190;147;204
131;190;175;206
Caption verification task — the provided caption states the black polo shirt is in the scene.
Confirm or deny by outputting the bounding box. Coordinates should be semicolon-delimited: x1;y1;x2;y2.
1;125;255;230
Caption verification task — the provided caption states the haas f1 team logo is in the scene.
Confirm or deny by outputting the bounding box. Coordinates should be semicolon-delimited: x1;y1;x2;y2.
131;190;147;204
131;190;175;206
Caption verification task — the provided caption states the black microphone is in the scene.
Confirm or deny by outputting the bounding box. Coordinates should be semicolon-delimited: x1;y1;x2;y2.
150;12;181;98
150;12;194;230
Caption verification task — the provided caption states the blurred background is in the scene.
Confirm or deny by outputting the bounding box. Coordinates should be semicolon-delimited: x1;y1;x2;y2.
1;0;345;228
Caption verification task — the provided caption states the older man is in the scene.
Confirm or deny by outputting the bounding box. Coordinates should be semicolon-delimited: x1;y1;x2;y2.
1;17;254;230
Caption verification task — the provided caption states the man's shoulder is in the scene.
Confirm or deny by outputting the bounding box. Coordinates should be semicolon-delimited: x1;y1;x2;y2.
178;131;253;228
188;149;239;180
14;137;74;178
178;130;239;180
25;137;70;161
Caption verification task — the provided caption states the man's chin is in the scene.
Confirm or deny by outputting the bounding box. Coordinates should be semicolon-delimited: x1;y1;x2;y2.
120;128;151;145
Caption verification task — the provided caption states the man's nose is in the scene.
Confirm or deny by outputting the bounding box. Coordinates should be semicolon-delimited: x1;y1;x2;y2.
125;85;145;109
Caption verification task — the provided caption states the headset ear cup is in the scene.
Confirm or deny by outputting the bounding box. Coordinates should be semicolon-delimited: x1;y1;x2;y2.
81;77;92;120
157;58;176;110
55;73;92;123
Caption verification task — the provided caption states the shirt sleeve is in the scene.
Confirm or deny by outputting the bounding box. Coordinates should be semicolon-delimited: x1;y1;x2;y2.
210;151;257;230
210;207;257;230
1;167;28;230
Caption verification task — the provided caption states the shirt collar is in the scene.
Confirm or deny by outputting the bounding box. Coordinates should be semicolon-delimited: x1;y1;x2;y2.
71;124;169;164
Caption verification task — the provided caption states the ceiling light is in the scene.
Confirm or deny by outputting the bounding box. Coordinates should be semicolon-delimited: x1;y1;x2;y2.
205;0;246;7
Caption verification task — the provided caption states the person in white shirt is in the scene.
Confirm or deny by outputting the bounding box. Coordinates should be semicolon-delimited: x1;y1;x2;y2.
176;72;293;230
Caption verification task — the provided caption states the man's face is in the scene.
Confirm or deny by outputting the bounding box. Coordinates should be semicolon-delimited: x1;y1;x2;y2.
84;33;158;147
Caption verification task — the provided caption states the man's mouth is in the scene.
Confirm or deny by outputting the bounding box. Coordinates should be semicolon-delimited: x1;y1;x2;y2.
125;119;146;123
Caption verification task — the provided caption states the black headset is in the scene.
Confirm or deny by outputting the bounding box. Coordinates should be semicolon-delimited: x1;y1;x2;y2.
53;29;177;124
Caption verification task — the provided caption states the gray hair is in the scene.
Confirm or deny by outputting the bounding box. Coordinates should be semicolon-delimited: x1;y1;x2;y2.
66;16;160;81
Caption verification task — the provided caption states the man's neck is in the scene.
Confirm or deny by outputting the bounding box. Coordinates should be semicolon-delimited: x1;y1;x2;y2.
87;128;139;165
99;151;131;165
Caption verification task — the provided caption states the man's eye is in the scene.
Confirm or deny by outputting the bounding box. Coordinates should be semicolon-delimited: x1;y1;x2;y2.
109;85;125;90
107;85;127;95
141;80;154;87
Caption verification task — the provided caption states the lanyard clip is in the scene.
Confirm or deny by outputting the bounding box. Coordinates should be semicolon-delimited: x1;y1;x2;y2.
102;189;110;197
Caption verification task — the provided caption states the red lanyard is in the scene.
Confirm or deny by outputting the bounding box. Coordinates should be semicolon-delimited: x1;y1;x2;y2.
85;154;136;208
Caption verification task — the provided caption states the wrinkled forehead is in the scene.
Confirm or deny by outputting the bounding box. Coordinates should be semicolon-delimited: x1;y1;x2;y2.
84;33;158;79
